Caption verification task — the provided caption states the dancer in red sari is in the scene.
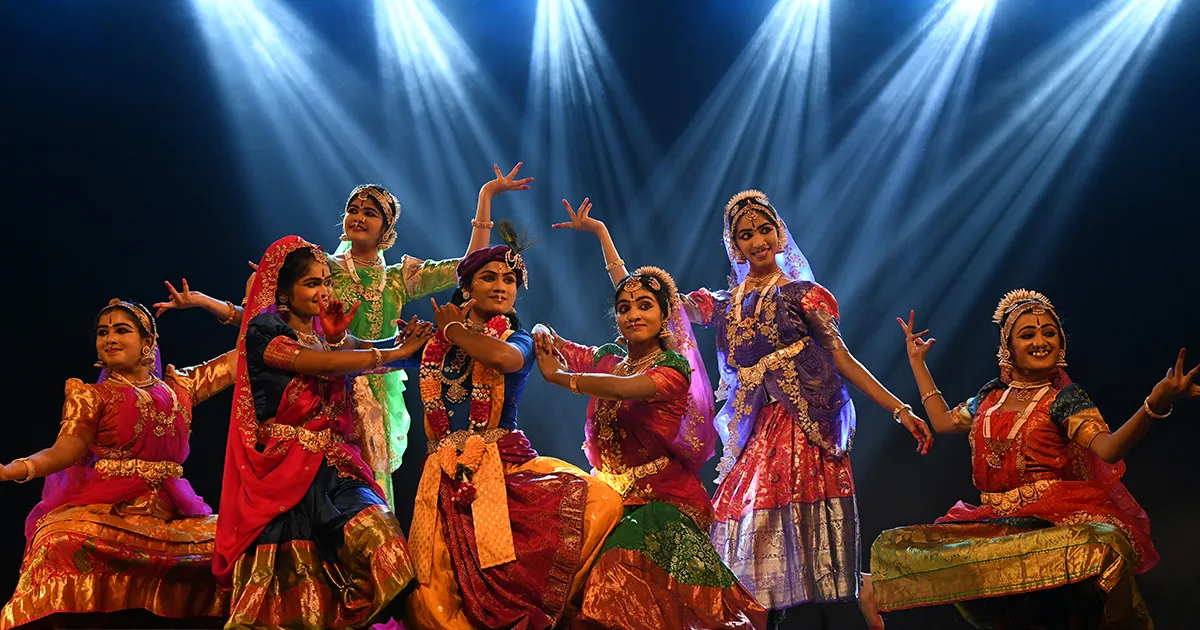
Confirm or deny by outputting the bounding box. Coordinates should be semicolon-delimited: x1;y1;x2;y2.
870;290;1198;629
534;199;766;629
0;299;233;629
215;236;433;629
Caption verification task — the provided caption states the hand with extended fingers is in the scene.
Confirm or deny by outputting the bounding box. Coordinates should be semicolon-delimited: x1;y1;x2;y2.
393;316;436;356
531;323;567;351
430;297;476;335
533;330;569;382
318;298;361;342
897;310;936;364
1146;349;1200;416
153;279;206;317
553;198;605;234
481;162;534;197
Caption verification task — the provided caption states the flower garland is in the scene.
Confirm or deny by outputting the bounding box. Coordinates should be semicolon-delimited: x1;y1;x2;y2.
418;315;510;441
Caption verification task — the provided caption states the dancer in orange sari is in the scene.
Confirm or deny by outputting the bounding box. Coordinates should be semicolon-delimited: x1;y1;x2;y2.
215;236;433;629
870;290;1198;629
0;300;233;629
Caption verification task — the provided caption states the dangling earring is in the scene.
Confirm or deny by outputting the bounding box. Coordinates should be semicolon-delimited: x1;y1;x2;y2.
658;329;675;349
615;335;628;347
735;253;747;264
1056;350;1068;367
338;233;351;242
141;345;155;367
277;296;289;313
462;290;471;300
94;355;107;369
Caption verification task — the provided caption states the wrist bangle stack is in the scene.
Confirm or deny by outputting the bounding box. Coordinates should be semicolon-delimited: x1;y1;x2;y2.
891;403;912;424
220;301;237;325
569;373;582;395
920;390;943;404
326;335;347;349
472;219;495;229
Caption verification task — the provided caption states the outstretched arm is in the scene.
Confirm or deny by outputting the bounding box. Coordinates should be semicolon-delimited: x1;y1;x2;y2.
1089;349;1199;463
432;298;525;373
467;162;534;255
553;198;629;286
0;435;89;483
534;331;658;401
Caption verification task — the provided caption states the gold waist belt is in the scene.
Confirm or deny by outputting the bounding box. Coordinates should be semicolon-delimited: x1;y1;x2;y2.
735;338;809;386
428;427;512;455
94;458;183;486
980;478;1058;515
259;423;345;453
594;456;671;497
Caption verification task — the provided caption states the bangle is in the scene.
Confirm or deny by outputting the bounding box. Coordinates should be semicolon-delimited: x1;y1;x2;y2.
1142;397;1172;419
326;334;347;349
220;300;237;325
443;321;468;337
920;390;943;404
472;219;495;229
604;259;624;272
12;457;34;483
370;347;383;369
891;403;912;424
569;373;581;395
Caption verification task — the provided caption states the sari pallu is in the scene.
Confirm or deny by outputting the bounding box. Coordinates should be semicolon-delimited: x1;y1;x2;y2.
216;236;413;629
404;322;623;630
2;352;234;629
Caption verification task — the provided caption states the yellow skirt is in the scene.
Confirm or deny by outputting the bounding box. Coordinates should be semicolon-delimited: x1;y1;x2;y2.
405;456;623;630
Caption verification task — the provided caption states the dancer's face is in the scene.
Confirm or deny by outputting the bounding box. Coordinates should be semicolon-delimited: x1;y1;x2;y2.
342;197;386;250
733;212;780;271
468;262;518;319
281;261;333;318
1008;312;1061;377
615;285;665;346
96;309;152;372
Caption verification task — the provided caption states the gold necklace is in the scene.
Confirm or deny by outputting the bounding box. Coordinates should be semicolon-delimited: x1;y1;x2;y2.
109;373;183;438
294;329;328;350
108;372;154;389
732;269;782;325
345;253;386;306
440;351;473;404
616;349;663;376
1009;379;1052;402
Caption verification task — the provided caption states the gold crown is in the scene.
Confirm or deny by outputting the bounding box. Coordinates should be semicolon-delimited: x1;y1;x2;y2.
993;289;1055;325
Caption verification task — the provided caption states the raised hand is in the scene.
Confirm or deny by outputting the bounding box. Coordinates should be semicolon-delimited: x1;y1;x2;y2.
897;310;936;363
153;279;203;317
396;319;436;357
1147;349;1200;413
531;323;567;351
431;297;475;334
481;162;534;197
318;298;361;341
552;198;605;234
534;330;568;381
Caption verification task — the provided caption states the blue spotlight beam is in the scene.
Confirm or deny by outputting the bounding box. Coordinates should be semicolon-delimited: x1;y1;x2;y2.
374;0;524;228
857;0;1182;359
191;0;399;239
640;0;831;274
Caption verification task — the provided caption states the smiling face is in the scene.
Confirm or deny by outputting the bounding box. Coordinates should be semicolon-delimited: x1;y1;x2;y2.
467;261;518;319
615;285;666;346
1007;311;1062;377
342;195;387;250
733;211;780;271
279;259;333;318
95;308;152;372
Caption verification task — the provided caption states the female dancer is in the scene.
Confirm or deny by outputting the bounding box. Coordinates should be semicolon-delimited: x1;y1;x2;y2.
870;291;1196;629
400;224;623;630
215;235;434;629
677;190;931;628
154;163;532;506
0;299;233;628
534;201;766;628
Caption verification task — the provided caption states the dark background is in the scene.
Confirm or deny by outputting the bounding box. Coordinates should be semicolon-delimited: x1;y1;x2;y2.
1;1;1197;628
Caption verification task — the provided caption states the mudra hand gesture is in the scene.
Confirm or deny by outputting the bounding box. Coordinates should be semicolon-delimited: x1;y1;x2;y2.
392;317;436;357
553;198;605;234
897;311;936;363
1146;349;1200;415
153;279;205;317
531;323;566;351
318;298;361;342
533;330;568;381
481;162;534;197
431;297;476;335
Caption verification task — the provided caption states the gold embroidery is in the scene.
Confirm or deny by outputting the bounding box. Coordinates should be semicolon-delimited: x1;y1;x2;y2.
94;458;184;487
258;423;346;453
980;479;1057;515
593;456;670;497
